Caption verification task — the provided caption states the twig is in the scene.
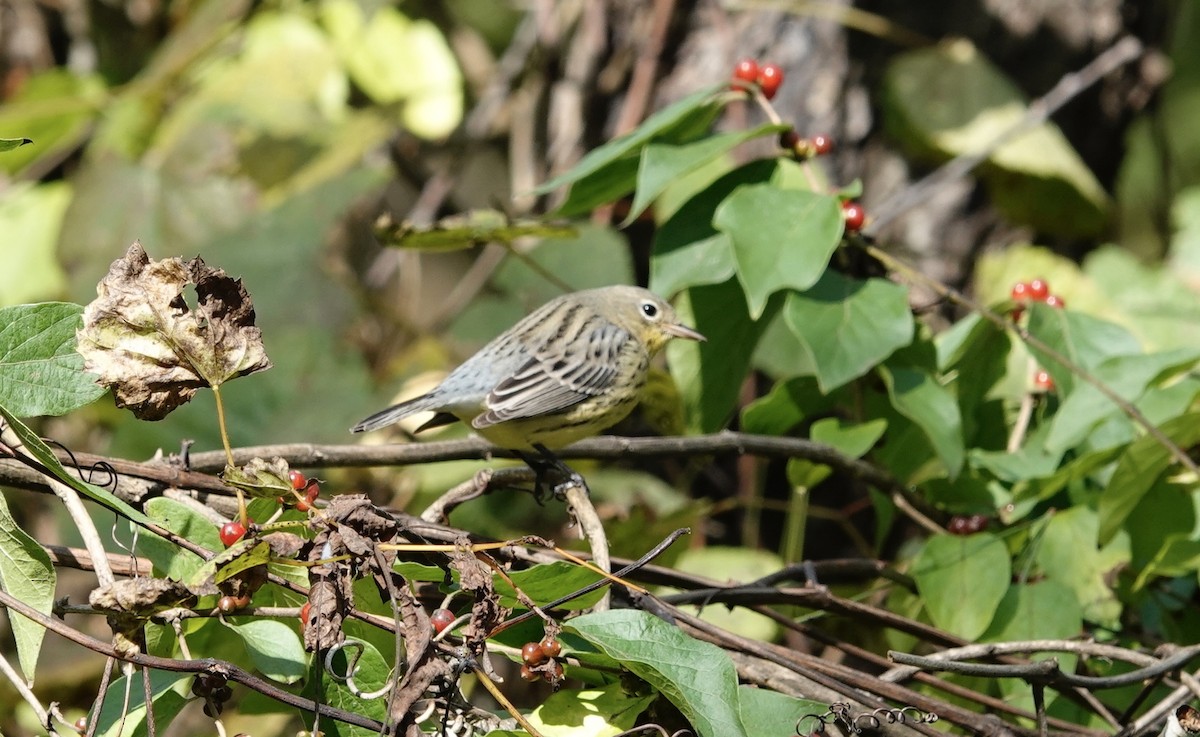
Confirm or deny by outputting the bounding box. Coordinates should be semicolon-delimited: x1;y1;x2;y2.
881;639;1161;682
560;479;611;611
0;650;51;733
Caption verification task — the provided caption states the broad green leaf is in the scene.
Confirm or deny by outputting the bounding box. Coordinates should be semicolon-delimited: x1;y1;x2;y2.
138;497;221;581
0;491;54;681
1033;507;1126;628
878;364;964;478
625;124;788;225
781;272;914;392
1099;412;1200;543
0;405;153;526
1046;348;1200;452
982;580;1083;643
225;617;307;684
0;302;104;416
737;687;827;737
667;279;778;433
214;540;272;584
92;671;190;737
303;636;388;736
882;40;1107;237
525;683;657;737
740;376;826;436
1025;302;1142;396
0;183;71;307
495;562;606;611
568;609;748;737
376;209;576;251
935;312;1010;446
321;0;462;139
713;184;844;318
810;417;887;458
912;533;1010;639
0;137;31;151
535;85;724;196
651;159;778;298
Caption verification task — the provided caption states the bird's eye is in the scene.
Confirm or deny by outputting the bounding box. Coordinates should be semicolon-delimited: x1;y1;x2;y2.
640;301;660;320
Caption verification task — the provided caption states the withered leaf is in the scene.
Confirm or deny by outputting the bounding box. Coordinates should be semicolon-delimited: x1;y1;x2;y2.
77;242;271;420
223;457;291;499
89;577;195;614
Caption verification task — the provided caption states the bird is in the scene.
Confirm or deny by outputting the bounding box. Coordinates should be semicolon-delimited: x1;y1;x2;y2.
351;286;704;464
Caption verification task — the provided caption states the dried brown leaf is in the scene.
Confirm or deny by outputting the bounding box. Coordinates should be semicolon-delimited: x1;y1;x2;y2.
77;242;271;420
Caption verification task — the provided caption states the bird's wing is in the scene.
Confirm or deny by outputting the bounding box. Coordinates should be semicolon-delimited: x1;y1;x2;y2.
473;321;632;428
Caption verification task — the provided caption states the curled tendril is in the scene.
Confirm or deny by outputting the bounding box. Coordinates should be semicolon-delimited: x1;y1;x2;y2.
613;726;694;737
324;641;395;700
796;702;939;735
42;438;120;490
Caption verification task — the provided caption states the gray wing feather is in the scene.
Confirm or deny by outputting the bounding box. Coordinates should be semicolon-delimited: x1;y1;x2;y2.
473;321;632;428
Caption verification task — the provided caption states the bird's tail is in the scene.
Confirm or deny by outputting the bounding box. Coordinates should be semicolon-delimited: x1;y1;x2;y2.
350;393;441;433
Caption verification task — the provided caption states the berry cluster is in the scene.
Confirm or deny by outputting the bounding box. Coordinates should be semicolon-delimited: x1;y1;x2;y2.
218;593;251;613
285;469;321;512
779;129;834;160
519;636;565;685
731;58;785;100
191;672;233;717
946;514;989;536
1009;278;1065;392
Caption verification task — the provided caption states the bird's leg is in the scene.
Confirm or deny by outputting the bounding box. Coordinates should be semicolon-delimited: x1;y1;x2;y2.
532;443;587;500
515;451;556;503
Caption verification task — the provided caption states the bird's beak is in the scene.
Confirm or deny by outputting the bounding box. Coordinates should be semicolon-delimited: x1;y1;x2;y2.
664;322;706;342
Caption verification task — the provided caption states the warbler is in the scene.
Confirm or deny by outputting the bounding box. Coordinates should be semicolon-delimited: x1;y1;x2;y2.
351;285;704;451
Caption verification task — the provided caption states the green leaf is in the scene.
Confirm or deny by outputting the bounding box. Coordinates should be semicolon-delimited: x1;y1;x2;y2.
713;184;844;318
0;491;54;681
568;609;748;737
0;137;32;152
625;124;788;225
1033;507;1126;628
667;279;778;433
0;302;105;416
912;533;1010;640
535;85;725;196
811;418;887;459
740;376;825;436
1098;412;1200;544
878;363;964;478
214;540;272;584
303;636;388;736
93;671;190;737
737;687;828;737
495;562;606;611
138;497;220;581
1025;302;1142;396
0;404;153;526
0;183;71;307
375;208;576;251
781;272;914;392
525;682;657;737
982;580;1083;642
0;70;102;177
1045;348;1200;453
225;617;307;684
882;40;1108;237
650;159;779;298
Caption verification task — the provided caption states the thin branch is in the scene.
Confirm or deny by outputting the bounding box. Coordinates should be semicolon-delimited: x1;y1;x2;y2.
0;650;52;733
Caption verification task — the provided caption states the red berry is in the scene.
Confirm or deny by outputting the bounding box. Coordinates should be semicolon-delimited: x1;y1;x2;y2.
520;664;540;682
1034;370;1054;391
218;595;239;614
219;521;246;547
540;637;562;658
1045;294;1065;309
74;717;87;733
965;514;989;533
521;642;546;665
732;58;759;87
842;201;866;232
810;134;833;155
431;608;456;634
757;63;784;100
288;469;306;490
299;601;311;626
295;498;310;512
1010;281;1031;302
1027;278;1049;301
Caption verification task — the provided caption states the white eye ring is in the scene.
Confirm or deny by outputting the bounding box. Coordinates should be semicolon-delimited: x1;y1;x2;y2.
640;301;660;320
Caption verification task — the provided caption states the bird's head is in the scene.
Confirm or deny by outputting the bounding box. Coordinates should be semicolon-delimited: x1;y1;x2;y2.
594;285;706;354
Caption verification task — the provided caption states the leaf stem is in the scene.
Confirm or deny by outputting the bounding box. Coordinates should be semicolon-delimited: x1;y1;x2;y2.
212;385;235;468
